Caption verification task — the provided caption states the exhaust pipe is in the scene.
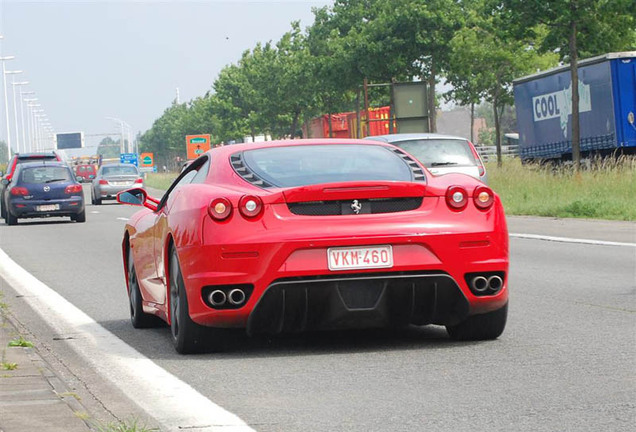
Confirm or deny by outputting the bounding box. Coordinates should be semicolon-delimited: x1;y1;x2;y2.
228;289;246;306
471;276;489;292
209;290;227;307
488;275;503;292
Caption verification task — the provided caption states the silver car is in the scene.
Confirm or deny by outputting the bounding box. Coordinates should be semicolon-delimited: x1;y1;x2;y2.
91;163;143;205
366;133;488;183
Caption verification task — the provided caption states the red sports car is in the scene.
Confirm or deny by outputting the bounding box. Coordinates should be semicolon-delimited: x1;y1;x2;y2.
118;139;508;354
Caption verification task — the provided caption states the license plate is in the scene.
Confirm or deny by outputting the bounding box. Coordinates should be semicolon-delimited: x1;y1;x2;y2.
37;204;60;212
112;181;129;186
328;245;393;271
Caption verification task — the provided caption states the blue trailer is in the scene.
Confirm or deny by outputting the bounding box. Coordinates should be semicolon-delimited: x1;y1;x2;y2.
513;52;636;161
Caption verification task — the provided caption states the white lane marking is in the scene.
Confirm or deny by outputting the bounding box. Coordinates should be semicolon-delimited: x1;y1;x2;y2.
90;211;100;214
0;248;255;432
510;233;636;248
116;217;129;221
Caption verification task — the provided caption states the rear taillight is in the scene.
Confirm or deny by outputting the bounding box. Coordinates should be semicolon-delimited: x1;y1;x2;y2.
134;178;143;184
239;195;263;218
10;187;28;196
65;184;83;194
446;186;468;211
99;179;108;185
473;186;494;210
208;198;232;221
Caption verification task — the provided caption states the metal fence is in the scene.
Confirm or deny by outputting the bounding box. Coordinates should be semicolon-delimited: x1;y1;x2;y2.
477;145;519;162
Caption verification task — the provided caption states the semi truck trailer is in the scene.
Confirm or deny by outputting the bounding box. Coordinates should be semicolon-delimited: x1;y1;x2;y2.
513;52;635;161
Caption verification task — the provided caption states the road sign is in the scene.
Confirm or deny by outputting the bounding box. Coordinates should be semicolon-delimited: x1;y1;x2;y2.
139;152;154;167
139;166;156;173
120;153;138;166
186;134;211;160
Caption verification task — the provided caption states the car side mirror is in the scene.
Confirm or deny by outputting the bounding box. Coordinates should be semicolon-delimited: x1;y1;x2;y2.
1;178;9;186
117;187;157;211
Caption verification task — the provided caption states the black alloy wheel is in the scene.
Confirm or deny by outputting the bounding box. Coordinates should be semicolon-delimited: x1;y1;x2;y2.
72;209;86;223
6;209;17;226
169;246;214;354
446;302;508;341
127;247;162;328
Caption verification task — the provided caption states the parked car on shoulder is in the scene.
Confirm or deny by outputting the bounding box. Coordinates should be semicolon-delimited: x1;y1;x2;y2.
2;161;85;225
1;152;62;220
91;163;143;205
366;133;488;183
117;139;508;354
75;164;97;182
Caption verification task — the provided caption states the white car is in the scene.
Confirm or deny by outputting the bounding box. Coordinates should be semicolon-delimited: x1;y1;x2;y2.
366;133;488;183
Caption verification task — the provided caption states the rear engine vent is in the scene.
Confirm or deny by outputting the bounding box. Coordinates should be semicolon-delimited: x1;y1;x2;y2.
288;197;422;216
230;153;274;188
390;148;427;182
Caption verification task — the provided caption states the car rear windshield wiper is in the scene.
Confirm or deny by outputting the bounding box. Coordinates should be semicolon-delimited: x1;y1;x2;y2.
45;178;68;183
430;162;458;166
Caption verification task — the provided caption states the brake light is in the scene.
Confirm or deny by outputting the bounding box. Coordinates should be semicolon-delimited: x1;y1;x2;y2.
445;186;468;211
65;184;83;194
473;186;494;210
10;187;28;196
239;195;263;218
208;198;232;221
134;178;143;184
99;179;108;185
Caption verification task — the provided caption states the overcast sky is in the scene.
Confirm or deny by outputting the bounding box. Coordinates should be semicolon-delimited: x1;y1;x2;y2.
0;0;331;148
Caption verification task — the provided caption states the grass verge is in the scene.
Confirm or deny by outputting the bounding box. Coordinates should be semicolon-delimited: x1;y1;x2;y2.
487;157;636;221
143;173;176;191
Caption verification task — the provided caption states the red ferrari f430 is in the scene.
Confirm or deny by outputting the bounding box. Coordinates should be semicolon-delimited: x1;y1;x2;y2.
118;139;508;353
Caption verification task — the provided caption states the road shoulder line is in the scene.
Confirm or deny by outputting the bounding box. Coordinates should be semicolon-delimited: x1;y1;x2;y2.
0;247;254;432
510;233;636;248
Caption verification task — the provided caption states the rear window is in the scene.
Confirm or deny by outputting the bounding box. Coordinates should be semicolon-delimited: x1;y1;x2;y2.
394;139;476;167
20;166;73;184
102;165;138;176
241;144;413;187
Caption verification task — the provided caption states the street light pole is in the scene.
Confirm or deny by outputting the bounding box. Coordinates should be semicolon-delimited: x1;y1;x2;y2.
0;54;15;160
25;101;39;152
11;77;27;152
20;91;35;153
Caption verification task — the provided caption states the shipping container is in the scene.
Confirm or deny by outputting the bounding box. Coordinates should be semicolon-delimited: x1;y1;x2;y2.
513;52;636;161
303;107;396;139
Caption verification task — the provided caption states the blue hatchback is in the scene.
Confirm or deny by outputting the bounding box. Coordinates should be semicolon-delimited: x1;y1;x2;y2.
2;162;86;225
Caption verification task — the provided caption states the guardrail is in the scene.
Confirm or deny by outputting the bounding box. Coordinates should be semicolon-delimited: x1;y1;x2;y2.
477;145;519;162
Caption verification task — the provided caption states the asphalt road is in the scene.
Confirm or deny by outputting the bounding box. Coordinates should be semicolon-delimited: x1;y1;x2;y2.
0;186;634;431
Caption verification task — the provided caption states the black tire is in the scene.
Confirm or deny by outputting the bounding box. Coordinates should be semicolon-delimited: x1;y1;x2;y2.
92;188;101;205
169;246;210;354
72;209;86;223
127;247;163;328
6;209;17;226
446;303;508;341
1;197;6;219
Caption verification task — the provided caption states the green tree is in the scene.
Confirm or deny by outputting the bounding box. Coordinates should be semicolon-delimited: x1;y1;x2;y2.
96;136;120;159
447;1;557;166
0;140;8;165
502;0;636;169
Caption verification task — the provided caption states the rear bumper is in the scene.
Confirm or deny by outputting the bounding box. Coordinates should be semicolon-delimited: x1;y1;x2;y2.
9;196;84;218
180;231;508;330
96;183;143;198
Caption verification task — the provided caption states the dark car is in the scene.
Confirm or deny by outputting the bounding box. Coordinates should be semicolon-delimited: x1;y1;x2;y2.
2;161;85;225
1;152;62;219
